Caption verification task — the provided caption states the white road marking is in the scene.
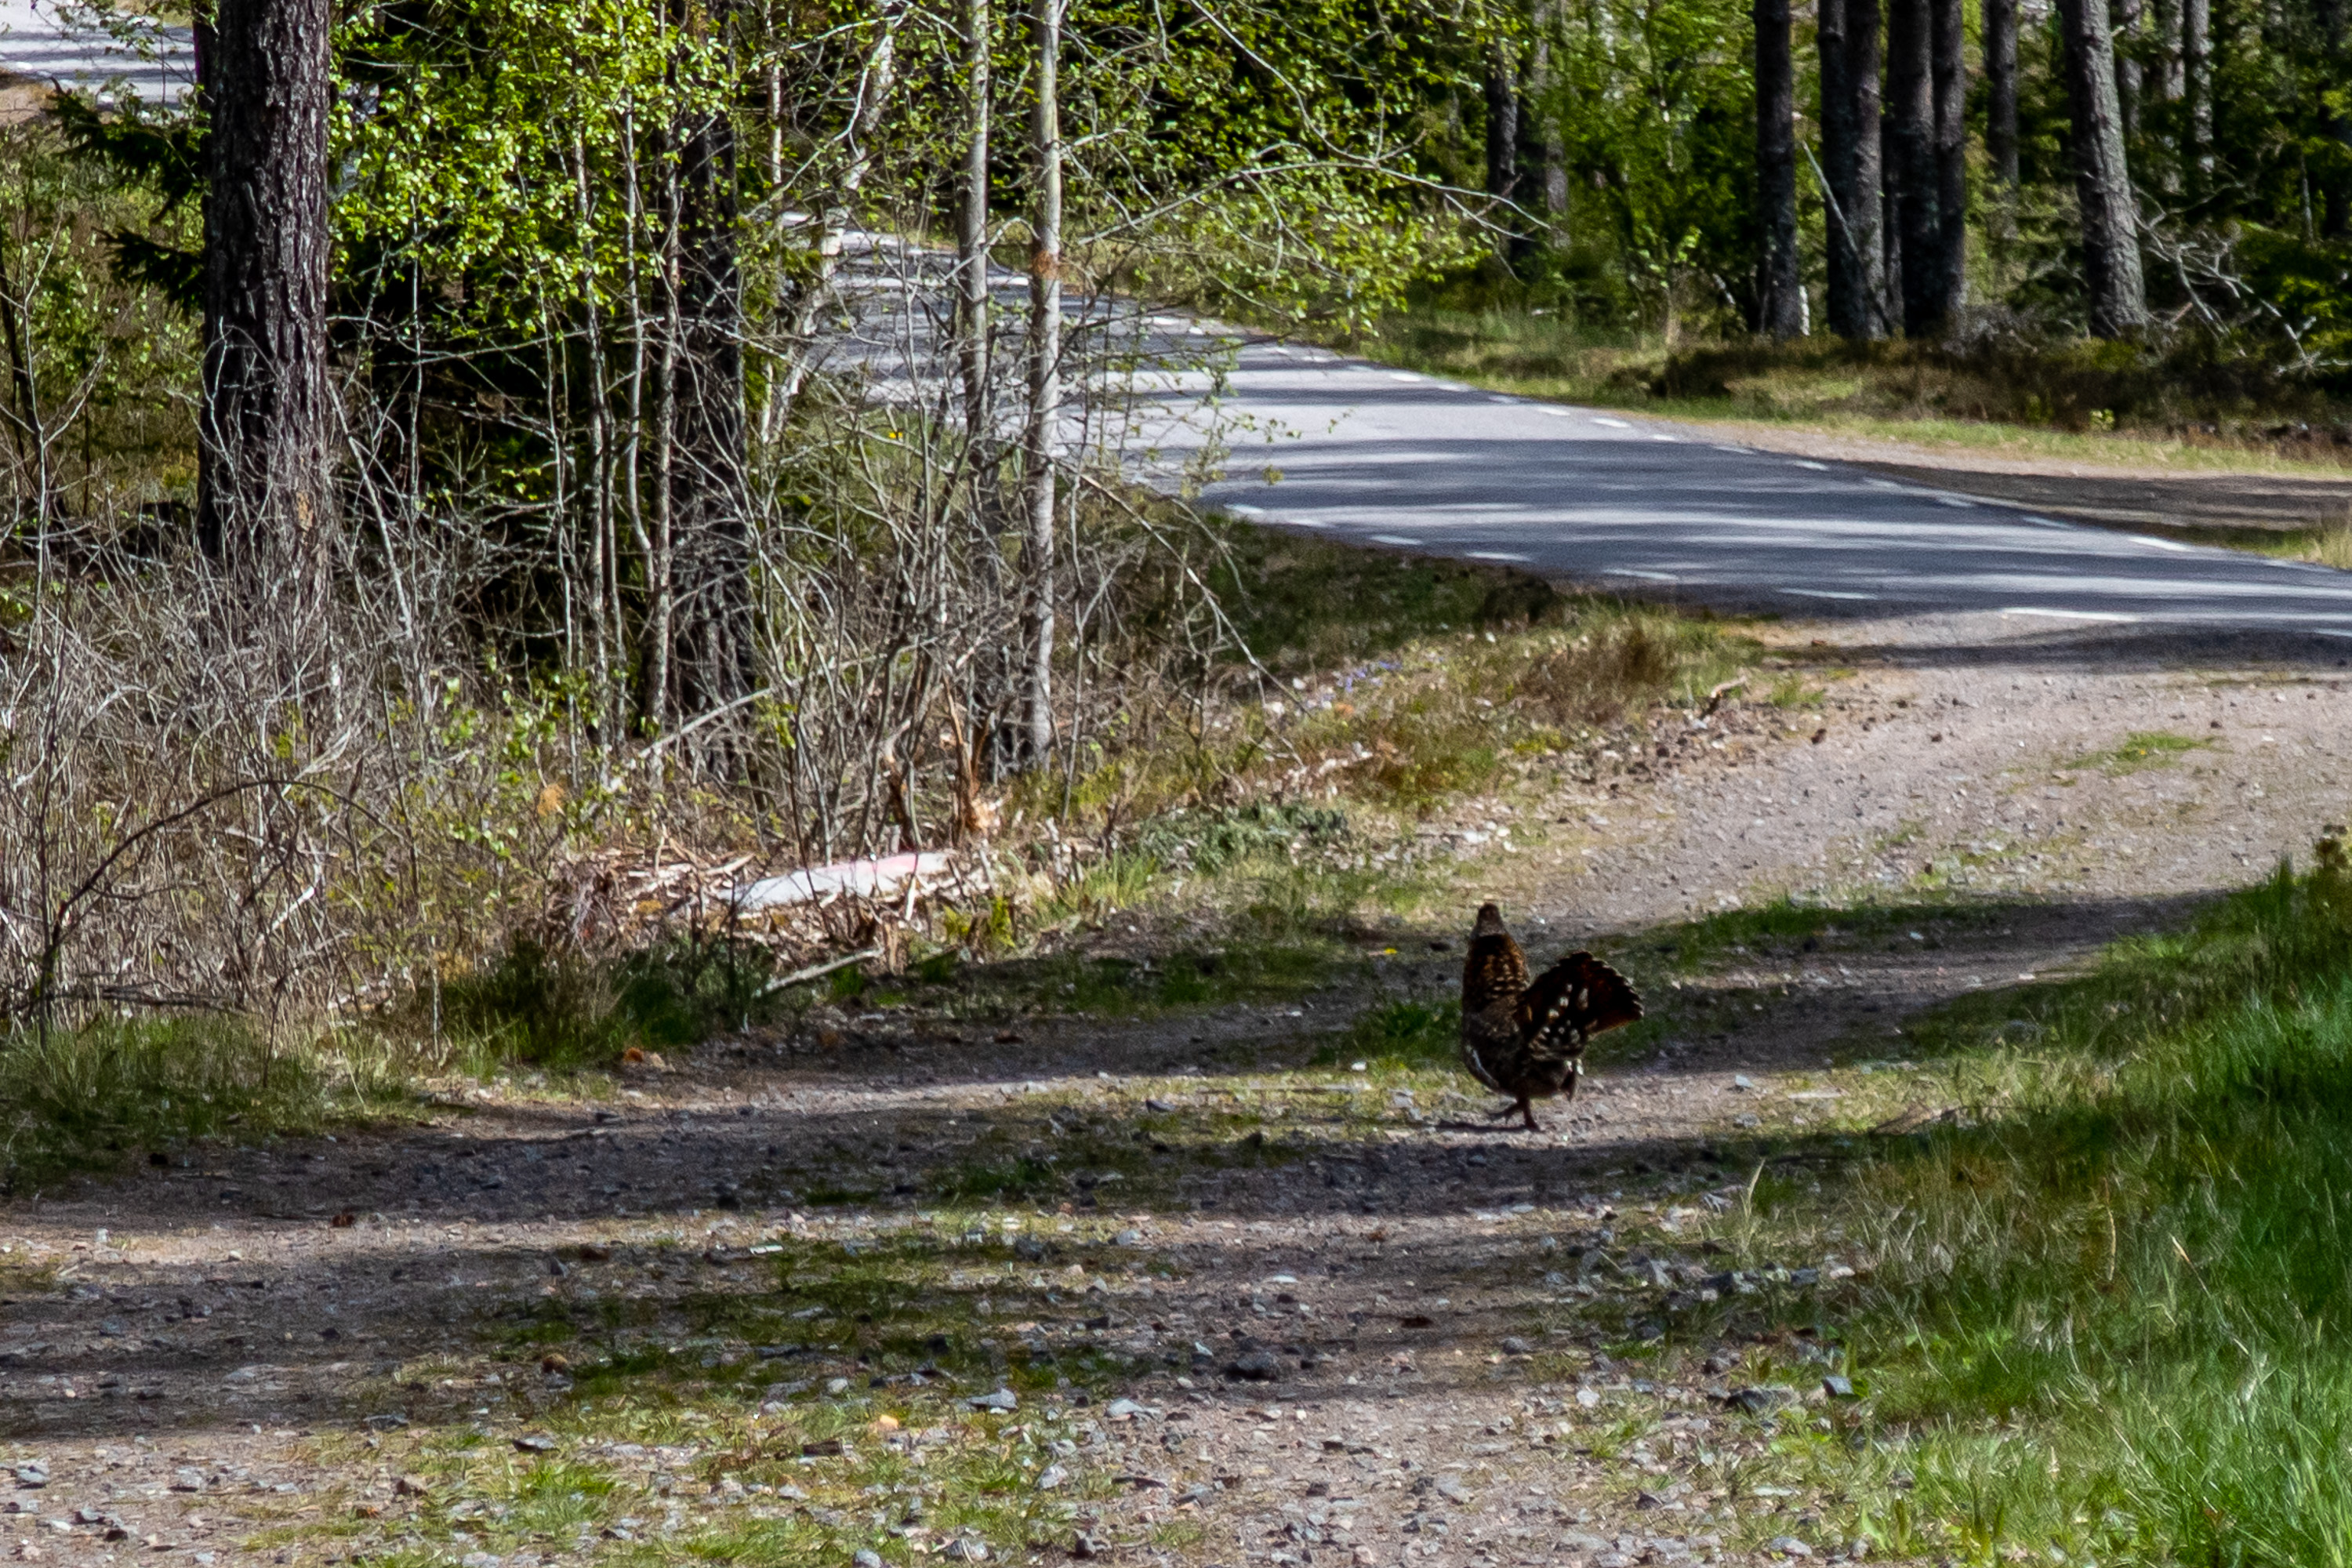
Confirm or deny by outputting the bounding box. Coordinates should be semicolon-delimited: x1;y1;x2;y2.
1592;418;1632;429
2000;607;2142;622
1467;550;1533;562
1370;534;1423;546
1787;589;1880;601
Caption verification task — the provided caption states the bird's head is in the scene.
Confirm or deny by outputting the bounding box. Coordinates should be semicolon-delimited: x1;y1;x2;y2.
1472;902;1507;936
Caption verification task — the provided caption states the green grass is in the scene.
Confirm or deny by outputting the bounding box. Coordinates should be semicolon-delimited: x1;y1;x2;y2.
1760;858;2352;1564
2060;728;2216;775
0;1014;410;1191
1341;308;2352;470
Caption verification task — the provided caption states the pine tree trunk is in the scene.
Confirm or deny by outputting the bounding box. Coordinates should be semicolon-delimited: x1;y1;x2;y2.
1886;0;1938;336
1515;2;1568;259
2321;0;2347;236
1930;0;1967;321
1849;0;1889;332
668;0;754;758
2114;0;2143;143
1986;0;2020;188
198;0;332;576
2183;0;2210;199
1486;38;1521;260
1021;0;1062;768
1819;0;1864;336
2060;0;2150;336
1755;0;1806;336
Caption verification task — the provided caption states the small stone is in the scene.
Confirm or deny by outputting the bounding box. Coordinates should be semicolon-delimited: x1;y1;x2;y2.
11;1464;46;1489
1498;1337;1534;1356
1227;1351;1282;1381
1035;1465;1069;1490
855;1552;885;1568
1574;1387;1599;1407
169;1468;205;1492
1104;1398;1151;1420
943;1539;990;1562
460;1554;502;1568
1766;1537;1813;1557
1073;1533;1105;1559
1732;1074;1756;1090
1821;1375;1857;1399
394;1474;430;1497
1113;1229;1142;1247
364;1412;409;1429
1846;1539;1871;1560
1434;1477;1471;1504
1728;1385;1802;1414
967;1388;1018;1411
512;1435;557;1454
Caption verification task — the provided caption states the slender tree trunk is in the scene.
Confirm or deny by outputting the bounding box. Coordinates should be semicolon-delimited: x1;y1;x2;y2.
2059;0;2149;336
1515;2;1569;259
1986;0;2020;188
1849;0;1889;332
1021;0;1062;768
956;0;993;440
1886;0;1938;336
2152;0;2183;100
1755;0;1806;336
1485;37;1521;260
2114;0;2143;143
2182;0;2210;199
1930;0;1967;321
669;0;755;762
198;0;332;581
1820;0;1863;336
2321;0;2348;236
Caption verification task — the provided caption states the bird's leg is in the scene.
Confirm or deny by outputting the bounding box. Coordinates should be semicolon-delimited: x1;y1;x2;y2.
1519;1100;1540;1132
1485;1102;1521;1121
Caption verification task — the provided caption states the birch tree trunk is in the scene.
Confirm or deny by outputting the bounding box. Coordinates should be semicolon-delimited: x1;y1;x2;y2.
1986;0;2020;190
1754;0;1806;336
1021;0;1062;768
198;0;332;586
957;0;993;441
1886;0;1939;336
1930;0;1967;320
2060;0;2150;336
669;0;756;763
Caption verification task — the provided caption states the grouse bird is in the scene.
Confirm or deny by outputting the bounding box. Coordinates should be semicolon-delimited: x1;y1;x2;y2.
1458;903;1643;1130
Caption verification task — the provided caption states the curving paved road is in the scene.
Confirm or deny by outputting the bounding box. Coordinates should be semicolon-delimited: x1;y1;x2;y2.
1142;337;2352;636
0;0;191;105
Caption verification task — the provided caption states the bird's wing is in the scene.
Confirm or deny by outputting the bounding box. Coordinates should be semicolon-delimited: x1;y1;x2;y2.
1461;925;1530;1016
1515;951;1644;1064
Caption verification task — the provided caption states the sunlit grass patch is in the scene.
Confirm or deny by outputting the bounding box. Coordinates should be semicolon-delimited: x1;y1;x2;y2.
1730;858;2352;1564
2059;728;2215;775
1639;895;1992;973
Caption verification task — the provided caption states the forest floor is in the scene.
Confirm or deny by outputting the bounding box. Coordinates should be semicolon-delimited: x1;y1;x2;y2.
5;610;2352;1567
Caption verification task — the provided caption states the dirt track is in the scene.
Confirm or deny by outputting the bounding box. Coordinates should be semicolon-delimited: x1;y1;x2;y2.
5;612;2350;1567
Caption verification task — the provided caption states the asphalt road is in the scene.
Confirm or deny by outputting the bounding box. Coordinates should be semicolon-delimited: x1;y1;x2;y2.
1138;337;2352;636
0;0;191;104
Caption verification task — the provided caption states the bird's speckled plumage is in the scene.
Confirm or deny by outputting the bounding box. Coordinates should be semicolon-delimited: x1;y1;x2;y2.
1459;903;1643;1129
